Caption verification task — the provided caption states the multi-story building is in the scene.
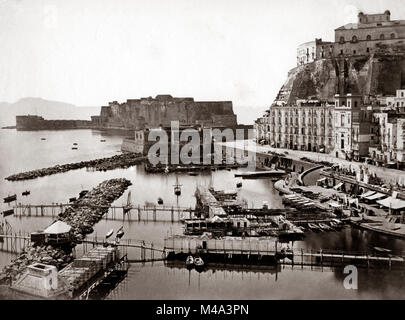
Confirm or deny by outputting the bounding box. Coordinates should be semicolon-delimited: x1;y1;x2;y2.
369;111;405;168
333;10;405;57
266;100;334;153
296;39;334;66
254;110;270;144
296;10;405;66
386;89;405;111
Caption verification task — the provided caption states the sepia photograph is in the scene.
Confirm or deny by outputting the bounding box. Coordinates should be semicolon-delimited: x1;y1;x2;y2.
0;0;405;305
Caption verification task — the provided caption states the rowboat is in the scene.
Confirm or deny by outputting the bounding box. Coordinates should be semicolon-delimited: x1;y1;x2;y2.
185;255;194;269
22;190;30;196
318;223;332;231
3;194;17;203
105;229;114;239
116;228;125;239
157;197;164;205
329;221;341;230
194;256;204;269
307;223;320;231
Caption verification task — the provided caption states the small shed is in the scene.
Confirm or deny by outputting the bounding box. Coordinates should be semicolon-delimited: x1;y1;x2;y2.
43;221;72;244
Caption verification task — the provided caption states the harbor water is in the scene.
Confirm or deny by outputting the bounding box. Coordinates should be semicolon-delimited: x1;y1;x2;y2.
1;129;405;299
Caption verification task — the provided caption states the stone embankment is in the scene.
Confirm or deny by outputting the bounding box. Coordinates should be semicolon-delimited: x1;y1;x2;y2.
5;153;145;181
0;178;131;285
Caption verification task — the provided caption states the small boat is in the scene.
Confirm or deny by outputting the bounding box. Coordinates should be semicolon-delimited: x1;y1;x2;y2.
329;221;342;230
157;197;164;205
2;209;14;217
194;256;204;268
188;172;198;176
236;181;242;188
307;223;320;232
185;255;194;268
73;143;78;146
373;246;392;254
41;138;46;140
69;197;76;203
105;229;114;239
3;194;17;203
100;139;106;142
22;190;30;196
72;147;78;150
116;228;125;239
173;176;182;196
318;223;332;231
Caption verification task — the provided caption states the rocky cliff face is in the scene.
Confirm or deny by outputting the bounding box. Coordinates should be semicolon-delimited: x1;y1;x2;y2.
276;53;405;104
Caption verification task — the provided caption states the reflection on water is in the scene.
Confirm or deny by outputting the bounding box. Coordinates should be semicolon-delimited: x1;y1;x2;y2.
1;129;405;299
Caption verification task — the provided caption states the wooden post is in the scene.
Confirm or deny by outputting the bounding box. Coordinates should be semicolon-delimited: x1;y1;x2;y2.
153;207;156;222
171;207;174;223
301;248;304;267
138;205;141;221
320;249;323;266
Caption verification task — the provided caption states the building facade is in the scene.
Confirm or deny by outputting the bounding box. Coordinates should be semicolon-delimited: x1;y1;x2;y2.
265;100;334;153
296;10;405;65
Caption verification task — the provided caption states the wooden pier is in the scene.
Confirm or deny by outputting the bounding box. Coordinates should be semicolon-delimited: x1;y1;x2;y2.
11;203;197;222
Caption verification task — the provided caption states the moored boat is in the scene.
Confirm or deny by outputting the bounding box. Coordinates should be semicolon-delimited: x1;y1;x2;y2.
185;255;194;268
194;256;204;269
22;190;30;196
69;197;76;203
116;227;125;239
307;223;320;232
157;197;164;205
3;194;17;203
106;229;114;239
318;223;332;231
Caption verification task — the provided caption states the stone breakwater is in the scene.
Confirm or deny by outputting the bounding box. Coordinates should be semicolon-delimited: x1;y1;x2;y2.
0;178;131;285
5;153;145;181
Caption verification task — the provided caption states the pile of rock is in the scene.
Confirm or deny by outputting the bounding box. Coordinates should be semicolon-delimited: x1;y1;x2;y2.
5;153;145;181
59;178;132;242
0;178;131;285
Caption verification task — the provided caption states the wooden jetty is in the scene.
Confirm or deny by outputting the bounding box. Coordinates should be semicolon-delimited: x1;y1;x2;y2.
11;203;197;222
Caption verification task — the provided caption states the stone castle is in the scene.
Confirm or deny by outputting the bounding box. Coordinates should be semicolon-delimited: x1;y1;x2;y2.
91;95;237;130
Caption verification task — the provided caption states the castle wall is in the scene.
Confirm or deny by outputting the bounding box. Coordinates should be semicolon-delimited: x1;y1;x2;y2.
94;96;237;130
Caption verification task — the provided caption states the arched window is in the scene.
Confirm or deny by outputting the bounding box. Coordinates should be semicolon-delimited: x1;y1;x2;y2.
366;35;372;41
391;33;396;39
339;36;345;44
380;34;385;40
352;35;358;43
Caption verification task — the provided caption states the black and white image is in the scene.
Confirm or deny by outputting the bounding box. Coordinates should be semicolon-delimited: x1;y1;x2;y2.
1;0;405;301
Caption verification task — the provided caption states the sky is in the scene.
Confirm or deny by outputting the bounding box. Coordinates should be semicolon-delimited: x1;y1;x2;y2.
0;0;404;114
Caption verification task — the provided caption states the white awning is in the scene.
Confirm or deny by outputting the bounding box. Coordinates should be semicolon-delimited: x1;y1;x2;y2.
43;221;72;234
333;182;344;190
377;197;405;210
360;190;376;198
365;192;386;201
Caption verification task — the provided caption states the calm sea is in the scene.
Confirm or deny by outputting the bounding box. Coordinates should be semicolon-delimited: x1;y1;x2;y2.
1;129;405;299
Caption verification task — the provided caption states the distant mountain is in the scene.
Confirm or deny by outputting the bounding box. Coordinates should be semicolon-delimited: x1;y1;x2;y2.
0;97;100;127
233;105;266;125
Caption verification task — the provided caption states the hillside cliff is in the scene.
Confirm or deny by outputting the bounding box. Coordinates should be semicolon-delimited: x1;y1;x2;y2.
276;53;405;104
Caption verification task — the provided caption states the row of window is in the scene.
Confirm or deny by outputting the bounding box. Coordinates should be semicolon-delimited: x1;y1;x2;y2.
339;33;396;44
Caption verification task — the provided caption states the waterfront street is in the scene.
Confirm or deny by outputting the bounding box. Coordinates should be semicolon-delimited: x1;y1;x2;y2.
223;140;405;186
